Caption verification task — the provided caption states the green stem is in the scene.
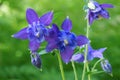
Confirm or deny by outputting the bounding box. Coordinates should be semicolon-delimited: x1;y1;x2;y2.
86;62;91;80
92;71;105;74
57;52;65;80
86;17;91;80
82;61;87;80
92;59;103;71
81;10;91;80
71;61;78;80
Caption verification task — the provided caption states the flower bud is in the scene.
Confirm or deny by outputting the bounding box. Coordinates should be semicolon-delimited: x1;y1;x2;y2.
31;53;42;69
101;59;112;74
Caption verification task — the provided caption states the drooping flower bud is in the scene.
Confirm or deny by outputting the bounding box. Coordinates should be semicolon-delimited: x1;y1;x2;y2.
31;53;42;69
101;59;112;74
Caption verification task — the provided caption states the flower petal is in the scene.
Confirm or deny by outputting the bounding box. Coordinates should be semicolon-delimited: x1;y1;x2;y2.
60;47;74;64
39;11;53;26
26;8;39;24
29;40;40;52
77;35;89;46
46;41;57;52
98;48;107;53
45;24;59;42
100;10;109;19
87;47;106;61
71;54;84;63
87;50;94;61
92;50;103;59
93;48;106;58
100;4;114;8
88;11;94;25
61;17;72;31
12;27;28;40
52;24;59;33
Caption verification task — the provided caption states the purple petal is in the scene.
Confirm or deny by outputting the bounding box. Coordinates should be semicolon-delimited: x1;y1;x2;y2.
92;51;103;59
87;44;106;61
12;27;28;40
100;4;114;8
88;44;94;52
45;24;59;42
39;11;53;26
52;24;59;33
88;11;94;25
100;10;109;19
71;54;84;63
87;51;94;61
26;8;39;24
87;44;94;61
77;35;89;46
46;41;57;52
61;17;72;31
91;48;106;59
29;40;40;52
60;47;74;64
98;48;107;53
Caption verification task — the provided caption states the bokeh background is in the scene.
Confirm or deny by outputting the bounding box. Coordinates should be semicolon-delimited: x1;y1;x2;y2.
0;0;120;80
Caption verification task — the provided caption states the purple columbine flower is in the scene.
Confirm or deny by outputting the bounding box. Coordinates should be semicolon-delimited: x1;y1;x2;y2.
31;52;42;69
101;59;112;74
87;44;106;61
87;1;114;25
12;8;53;52
46;17;88;64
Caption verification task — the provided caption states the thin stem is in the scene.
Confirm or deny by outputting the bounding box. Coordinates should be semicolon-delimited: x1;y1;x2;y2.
87;62;91;80
71;61;78;80
82;61;87;80
86;16;91;80
81;10;91;80
92;59;103;71
92;71;105;74
57;52;65;80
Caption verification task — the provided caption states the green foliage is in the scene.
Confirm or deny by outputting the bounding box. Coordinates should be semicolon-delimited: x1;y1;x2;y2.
0;0;120;80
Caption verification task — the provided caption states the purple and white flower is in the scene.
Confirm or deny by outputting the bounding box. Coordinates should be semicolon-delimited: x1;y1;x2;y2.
87;44;106;61
46;17;88;64
12;8;53;52
87;1;114;25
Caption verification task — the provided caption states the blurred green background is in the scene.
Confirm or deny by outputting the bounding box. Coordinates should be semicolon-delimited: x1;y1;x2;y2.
0;0;120;80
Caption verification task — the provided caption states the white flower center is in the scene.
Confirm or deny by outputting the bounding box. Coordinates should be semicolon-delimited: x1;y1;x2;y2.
35;32;40;37
64;39;68;45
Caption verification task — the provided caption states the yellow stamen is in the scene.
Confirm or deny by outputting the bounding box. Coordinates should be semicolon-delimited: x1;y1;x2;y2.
36;32;40;37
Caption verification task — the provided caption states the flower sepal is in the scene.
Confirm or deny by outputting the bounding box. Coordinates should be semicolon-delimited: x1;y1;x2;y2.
38;50;47;55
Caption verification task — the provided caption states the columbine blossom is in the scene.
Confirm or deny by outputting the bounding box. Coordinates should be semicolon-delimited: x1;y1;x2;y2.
31;52;42;69
101;59;112;74
87;44;106;61
87;1;114;25
12;8;53;52
46;17;88;64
